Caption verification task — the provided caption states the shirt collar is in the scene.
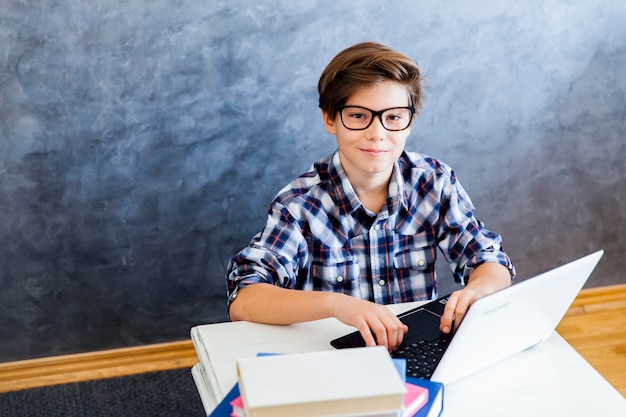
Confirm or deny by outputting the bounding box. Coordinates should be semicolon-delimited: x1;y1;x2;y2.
389;156;409;213
328;151;361;216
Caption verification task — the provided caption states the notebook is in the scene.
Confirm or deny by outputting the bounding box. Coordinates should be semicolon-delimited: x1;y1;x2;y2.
331;250;604;385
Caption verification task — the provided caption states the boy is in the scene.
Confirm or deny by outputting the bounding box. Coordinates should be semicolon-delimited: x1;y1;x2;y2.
226;42;515;351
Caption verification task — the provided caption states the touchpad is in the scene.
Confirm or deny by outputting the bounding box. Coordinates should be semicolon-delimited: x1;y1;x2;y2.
399;308;443;344
330;308;442;349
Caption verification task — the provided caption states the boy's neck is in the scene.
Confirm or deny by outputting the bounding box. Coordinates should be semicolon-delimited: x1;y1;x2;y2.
348;171;392;215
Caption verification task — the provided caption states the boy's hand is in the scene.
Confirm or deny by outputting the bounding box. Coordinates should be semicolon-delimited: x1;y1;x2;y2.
439;288;479;334
440;262;512;334
332;295;408;351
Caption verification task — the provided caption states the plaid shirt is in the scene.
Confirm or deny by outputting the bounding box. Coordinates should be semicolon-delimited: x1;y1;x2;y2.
226;151;514;308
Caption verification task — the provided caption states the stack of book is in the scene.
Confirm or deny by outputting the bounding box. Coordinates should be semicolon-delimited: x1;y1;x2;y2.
192;346;443;417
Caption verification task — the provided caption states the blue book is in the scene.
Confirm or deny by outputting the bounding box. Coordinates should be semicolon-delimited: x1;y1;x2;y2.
405;377;444;417
207;383;240;417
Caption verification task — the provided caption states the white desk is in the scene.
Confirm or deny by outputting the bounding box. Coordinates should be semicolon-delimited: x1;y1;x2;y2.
191;301;626;417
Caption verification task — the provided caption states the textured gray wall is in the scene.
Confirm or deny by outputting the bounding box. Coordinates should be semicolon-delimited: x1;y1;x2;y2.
1;0;624;362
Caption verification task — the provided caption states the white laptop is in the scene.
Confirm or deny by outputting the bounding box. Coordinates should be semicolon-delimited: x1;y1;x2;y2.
330;250;604;385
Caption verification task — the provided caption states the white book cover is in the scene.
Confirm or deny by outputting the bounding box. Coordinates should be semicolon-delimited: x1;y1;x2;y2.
236;346;406;417
191;326;223;397
191;362;216;414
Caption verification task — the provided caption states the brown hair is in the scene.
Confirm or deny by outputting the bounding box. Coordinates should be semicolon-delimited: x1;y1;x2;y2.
318;42;424;118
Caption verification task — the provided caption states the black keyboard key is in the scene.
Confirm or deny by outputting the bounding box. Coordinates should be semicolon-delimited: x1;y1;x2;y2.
392;334;450;378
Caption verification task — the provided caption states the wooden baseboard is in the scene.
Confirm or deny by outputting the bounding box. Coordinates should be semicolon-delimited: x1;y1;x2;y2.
0;340;198;393
1;284;625;396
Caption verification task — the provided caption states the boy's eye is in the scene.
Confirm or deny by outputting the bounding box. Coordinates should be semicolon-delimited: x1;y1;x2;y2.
348;111;371;122
348;111;368;120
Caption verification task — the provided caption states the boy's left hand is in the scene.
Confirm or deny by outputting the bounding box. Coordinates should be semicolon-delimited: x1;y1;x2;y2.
439;262;512;334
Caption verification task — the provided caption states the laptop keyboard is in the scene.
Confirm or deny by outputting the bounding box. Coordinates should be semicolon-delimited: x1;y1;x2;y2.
392;334;450;379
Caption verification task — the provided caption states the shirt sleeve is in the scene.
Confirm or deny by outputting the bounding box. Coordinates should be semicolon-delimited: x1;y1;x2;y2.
225;201;308;309
436;168;516;284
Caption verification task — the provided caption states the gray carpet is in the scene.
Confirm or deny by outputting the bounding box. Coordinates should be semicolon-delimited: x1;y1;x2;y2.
0;368;206;417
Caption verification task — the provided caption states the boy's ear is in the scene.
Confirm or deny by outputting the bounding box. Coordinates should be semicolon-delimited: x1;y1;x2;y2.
322;110;337;135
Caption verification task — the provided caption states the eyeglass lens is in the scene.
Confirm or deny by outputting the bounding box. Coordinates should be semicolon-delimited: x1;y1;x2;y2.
339;106;413;131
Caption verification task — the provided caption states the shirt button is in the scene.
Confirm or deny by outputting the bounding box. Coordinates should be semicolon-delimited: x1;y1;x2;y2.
336;276;344;283
418;259;425;267
373;224;380;231
378;279;386;286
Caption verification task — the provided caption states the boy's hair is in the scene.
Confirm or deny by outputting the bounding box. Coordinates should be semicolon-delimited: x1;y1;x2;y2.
318;42;424;119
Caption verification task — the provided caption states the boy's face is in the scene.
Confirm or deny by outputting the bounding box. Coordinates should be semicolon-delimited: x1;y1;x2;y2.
323;80;413;184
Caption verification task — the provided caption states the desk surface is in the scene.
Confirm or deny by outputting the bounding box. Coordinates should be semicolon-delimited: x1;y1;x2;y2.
191;301;626;417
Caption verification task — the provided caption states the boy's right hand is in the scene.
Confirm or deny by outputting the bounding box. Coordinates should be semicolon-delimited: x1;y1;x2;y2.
331;294;408;351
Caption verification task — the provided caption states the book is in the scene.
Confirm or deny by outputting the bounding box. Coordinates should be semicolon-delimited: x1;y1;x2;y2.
210;380;439;417
229;383;427;417
191;327;224;411
402;381;428;417
208;368;443;417
230;394;245;417
236;346;406;417
234;356;436;417
192;362;217;415
405;377;444;417
230;356;411;417
208;382;241;417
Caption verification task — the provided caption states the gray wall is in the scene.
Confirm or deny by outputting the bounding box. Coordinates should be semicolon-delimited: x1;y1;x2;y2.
1;0;624;362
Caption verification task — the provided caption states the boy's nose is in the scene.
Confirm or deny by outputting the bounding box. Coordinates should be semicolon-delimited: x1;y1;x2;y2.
365;115;387;140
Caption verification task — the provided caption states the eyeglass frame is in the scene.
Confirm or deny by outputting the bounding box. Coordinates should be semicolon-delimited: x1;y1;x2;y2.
335;105;416;132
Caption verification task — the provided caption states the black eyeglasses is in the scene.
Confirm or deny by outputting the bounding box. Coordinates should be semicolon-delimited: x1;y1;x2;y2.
336;105;416;131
